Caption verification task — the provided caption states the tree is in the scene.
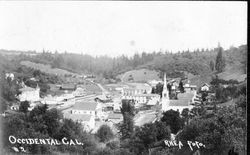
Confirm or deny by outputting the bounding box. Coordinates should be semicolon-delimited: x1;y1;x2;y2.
235;95;246;114
178;106;246;155
181;108;189;125
119;113;134;140
43;108;63;138
19;101;30;113
161;110;184;134
154;121;171;141
33;69;42;77
1;78;20;101
96;125;114;142
120;99;135;116
153;83;163;97
167;83;171;96
209;60;215;71
179;80;184;93
119;99;135;140
215;45;226;73
126;121;171;155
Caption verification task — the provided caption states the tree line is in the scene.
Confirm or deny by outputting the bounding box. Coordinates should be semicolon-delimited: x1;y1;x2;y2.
11;44;247;79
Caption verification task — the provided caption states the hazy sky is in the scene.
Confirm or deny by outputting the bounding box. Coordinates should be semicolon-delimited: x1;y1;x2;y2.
0;1;247;57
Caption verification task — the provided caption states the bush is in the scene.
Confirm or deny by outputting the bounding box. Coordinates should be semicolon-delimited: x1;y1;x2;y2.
96;125;114;142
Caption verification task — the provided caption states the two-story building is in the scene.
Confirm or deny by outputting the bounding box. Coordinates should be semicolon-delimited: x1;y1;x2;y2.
18;85;40;102
183;83;197;93
71;101;103;119
123;93;160;107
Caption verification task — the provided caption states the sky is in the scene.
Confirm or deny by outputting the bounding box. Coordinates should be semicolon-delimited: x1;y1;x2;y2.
0;1;247;57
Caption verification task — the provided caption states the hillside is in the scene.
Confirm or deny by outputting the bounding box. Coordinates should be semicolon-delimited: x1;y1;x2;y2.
217;62;246;82
20;61;74;76
120;45;247;84
117;68;161;82
1;44;246;85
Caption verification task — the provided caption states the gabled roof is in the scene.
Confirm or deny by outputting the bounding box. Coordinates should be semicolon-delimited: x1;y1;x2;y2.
202;83;210;87
73;101;98;111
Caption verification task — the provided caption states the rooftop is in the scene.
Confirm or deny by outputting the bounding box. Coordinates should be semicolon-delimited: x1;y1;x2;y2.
169;100;189;106
178;93;194;100
126;83;152;90
202;83;210;87
19;86;37;92
60;84;76;90
168;92;195;106
107;113;123;119
73;101;98;111
134;94;160;97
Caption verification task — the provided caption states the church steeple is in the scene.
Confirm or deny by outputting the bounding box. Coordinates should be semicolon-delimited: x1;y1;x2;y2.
163;73;167;89
161;73;170;112
162;73;169;99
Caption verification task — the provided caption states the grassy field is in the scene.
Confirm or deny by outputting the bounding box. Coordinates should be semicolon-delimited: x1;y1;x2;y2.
20;61;74;76
117;68;161;82
217;62;246;82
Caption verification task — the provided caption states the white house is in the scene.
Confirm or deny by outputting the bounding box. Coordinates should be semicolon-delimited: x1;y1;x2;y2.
71;101;103;119
123;93;160;107
201;83;210;92
18;85;40;102
183;83;197;93
5;73;14;81
121;83;159;107
73;87;86;97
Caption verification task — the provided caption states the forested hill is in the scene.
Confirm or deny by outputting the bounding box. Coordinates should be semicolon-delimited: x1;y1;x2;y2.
0;44;247;81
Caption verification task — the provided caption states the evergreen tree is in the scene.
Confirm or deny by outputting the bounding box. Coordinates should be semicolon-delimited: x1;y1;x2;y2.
215;44;226;73
210;60;215;71
119;99;135;139
179;80;184;93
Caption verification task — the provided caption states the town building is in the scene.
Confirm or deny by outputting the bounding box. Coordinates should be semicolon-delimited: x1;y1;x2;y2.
107;113;123;124
121;83;159;107
59;84;76;91
71;101;103;119
161;74;195;113
73;87;86;97
183;82;197;93
5;73;14;80
201;83;210;92
123;93;160;107
18;85;40;102
42;93;75;105
206;93;216;103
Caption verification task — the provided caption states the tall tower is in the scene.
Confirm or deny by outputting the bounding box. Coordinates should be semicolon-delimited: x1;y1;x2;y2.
161;73;169;111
